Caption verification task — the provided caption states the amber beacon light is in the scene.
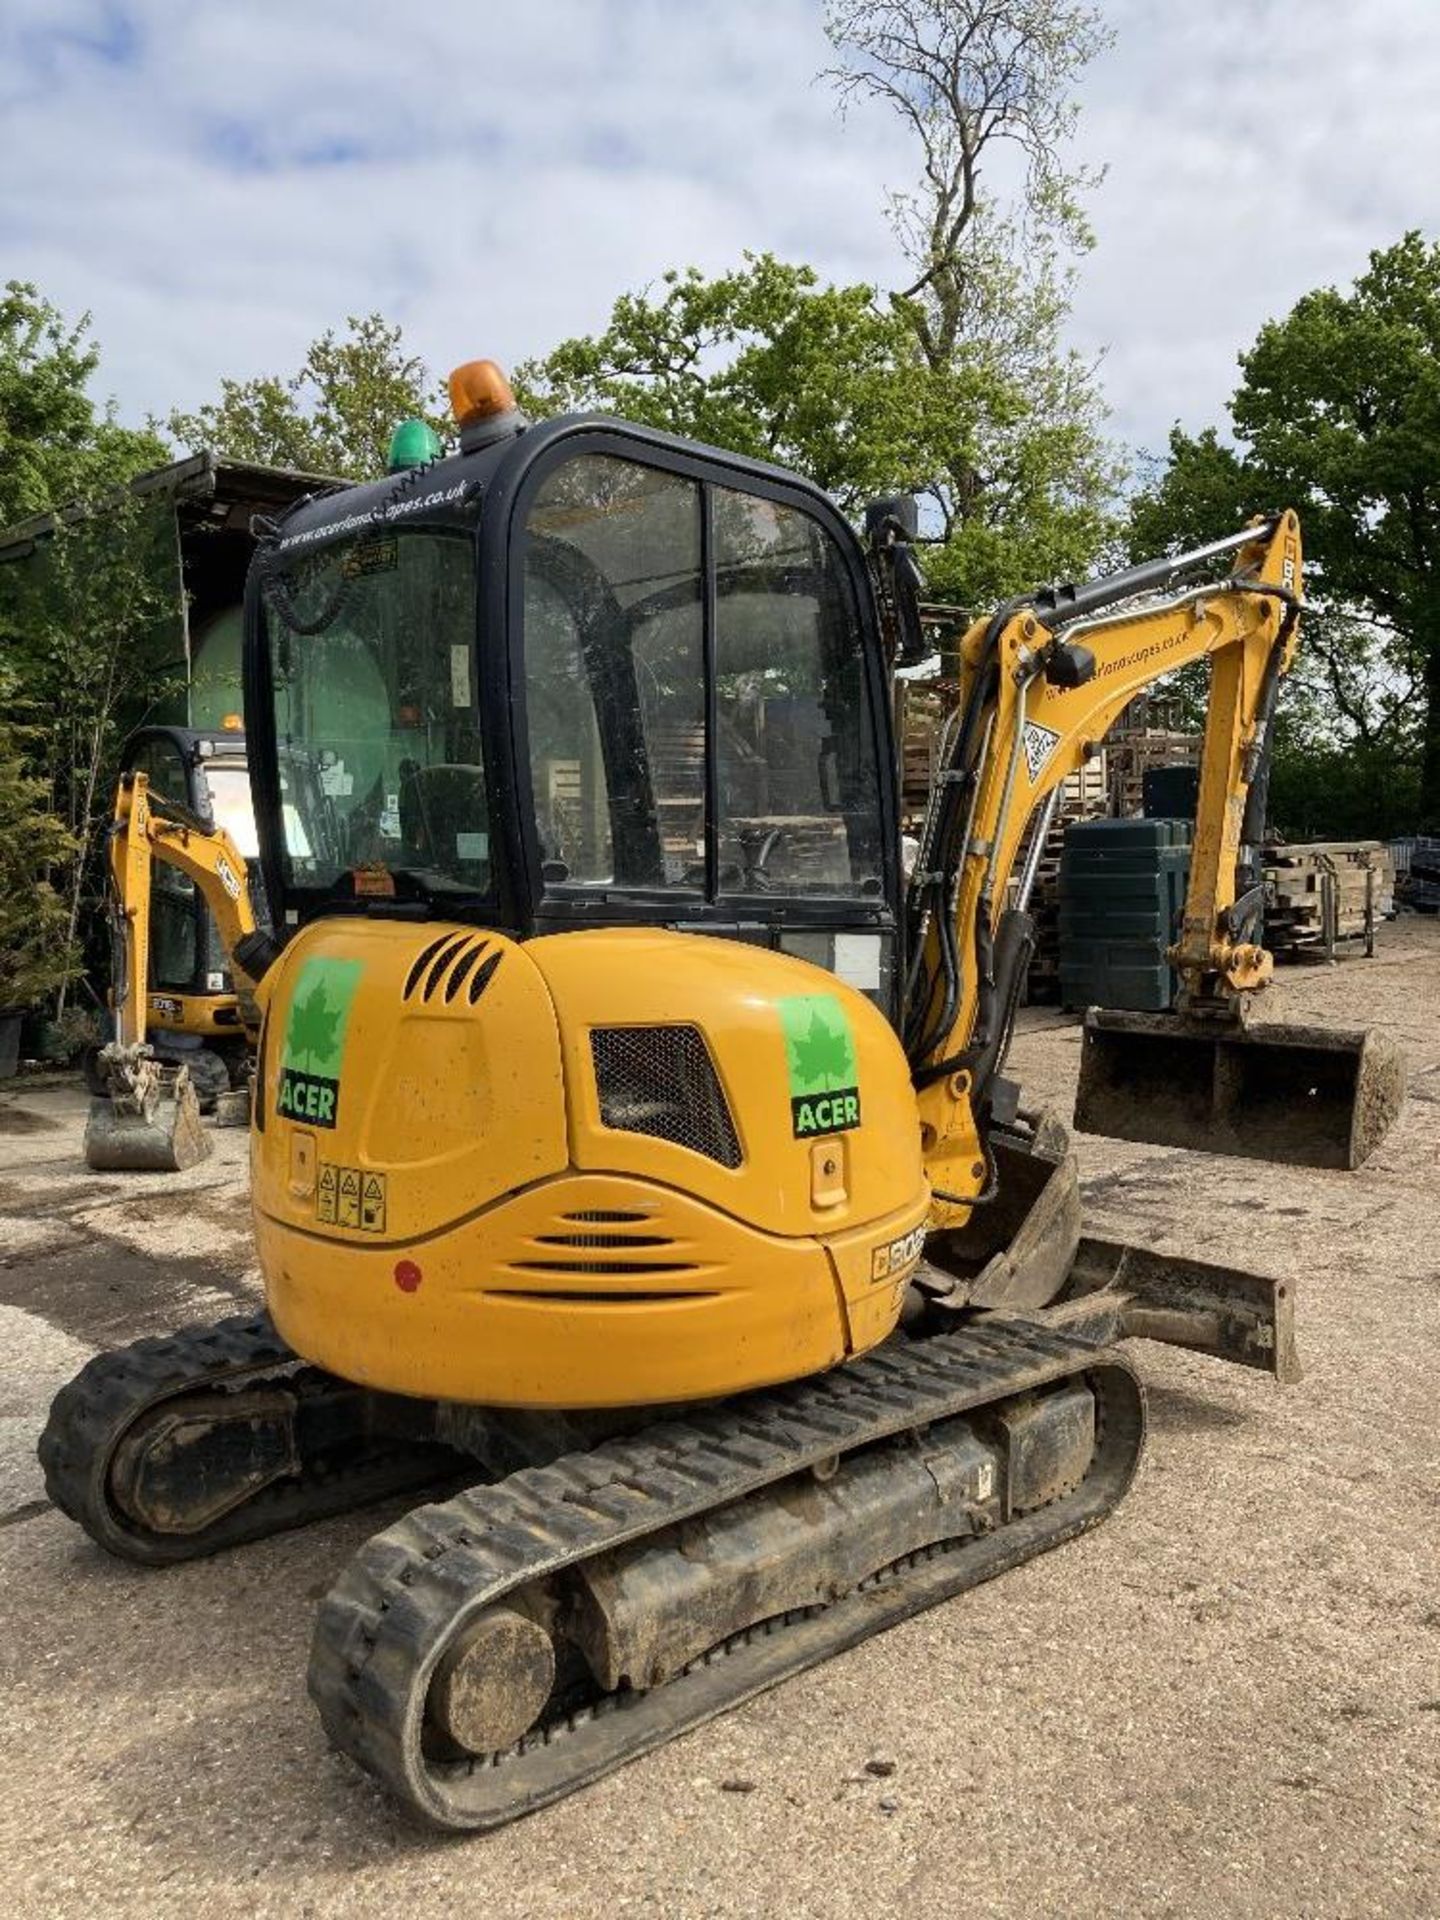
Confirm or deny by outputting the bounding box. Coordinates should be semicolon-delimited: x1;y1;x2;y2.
448;359;517;431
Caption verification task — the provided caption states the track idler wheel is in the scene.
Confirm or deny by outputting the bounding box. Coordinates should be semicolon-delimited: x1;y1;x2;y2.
430;1609;557;1755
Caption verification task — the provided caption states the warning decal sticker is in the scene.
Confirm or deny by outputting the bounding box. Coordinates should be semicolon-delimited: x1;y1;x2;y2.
317;1162;387;1233
1022;720;1062;783
778;993;862;1139
277;956;363;1130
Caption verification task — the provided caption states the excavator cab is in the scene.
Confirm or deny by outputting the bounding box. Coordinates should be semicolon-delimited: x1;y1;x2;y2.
247;425;902;1000
236;407;943;1414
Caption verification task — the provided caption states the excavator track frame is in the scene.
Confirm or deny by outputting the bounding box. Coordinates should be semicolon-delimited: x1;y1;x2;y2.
38;1311;462;1565
308;1318;1144;1831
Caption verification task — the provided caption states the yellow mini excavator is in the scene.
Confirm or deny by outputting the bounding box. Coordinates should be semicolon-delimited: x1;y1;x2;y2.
83;724;266;1170
42;362;1403;1830
82;743;267;1171
113;725;261;1102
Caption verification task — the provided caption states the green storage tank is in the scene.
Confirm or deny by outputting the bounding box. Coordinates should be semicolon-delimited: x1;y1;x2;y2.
1059;818;1192;1012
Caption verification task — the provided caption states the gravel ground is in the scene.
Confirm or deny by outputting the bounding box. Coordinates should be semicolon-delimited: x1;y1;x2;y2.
1;922;1437;1920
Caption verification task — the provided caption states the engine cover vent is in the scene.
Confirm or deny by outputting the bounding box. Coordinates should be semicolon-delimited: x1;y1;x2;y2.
590;1026;742;1169
401;934;499;1005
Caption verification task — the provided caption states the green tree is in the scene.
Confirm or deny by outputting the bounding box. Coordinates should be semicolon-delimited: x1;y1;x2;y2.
823;0;1111;340
6;490;183;1011
0;285;178;1013
0;281;166;530
823;0;1122;602
1132;234;1440;833
518;241;1117;610
519;3;1121;614
515;255;975;510
0;666;81;1011
168;313;448;480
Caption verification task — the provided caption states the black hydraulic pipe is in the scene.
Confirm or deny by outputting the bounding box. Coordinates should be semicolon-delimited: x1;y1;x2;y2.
1032;520;1280;632
1240;606;1294;852
970;907;1036;1108
903;656;1002;1063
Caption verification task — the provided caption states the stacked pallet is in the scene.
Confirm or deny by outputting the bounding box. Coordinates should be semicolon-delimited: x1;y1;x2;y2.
1104;693;1202;818
898;678;1108;818
894;678;958;817
1262;842;1395;960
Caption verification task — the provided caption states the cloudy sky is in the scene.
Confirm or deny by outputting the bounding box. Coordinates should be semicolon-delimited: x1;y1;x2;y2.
4;0;1438;467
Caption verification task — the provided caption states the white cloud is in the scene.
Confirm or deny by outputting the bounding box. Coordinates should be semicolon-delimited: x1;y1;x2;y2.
3;0;1438;473
1072;0;1440;455
1;0;911;428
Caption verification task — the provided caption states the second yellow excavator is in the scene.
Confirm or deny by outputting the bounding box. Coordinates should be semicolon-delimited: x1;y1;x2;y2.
42;362;1402;1830
82;743;266;1171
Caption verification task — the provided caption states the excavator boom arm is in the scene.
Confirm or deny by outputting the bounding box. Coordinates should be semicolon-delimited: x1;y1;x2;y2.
910;512;1304;1214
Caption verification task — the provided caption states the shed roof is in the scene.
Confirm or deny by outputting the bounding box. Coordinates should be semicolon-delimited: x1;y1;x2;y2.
0;451;345;560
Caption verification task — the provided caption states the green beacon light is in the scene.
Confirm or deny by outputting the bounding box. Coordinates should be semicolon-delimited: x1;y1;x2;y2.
386;418;443;473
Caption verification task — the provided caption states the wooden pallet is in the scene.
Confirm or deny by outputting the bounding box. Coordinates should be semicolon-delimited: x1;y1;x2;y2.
1262;842;1395;960
894;679;958;817
1100;692;1201;818
1106;730;1202;818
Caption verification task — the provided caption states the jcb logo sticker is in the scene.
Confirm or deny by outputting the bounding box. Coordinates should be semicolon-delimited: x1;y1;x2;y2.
871;1225;926;1283
215;855;243;901
777;993;861;1139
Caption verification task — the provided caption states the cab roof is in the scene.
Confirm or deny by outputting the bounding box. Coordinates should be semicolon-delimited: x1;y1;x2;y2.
267;413;853;554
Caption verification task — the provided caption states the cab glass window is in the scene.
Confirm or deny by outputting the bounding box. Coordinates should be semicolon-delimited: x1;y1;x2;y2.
263;530;489;898
521;454;883;904
130;736;187;806
523;458;704;890
713;490;882;897
202;763;259;858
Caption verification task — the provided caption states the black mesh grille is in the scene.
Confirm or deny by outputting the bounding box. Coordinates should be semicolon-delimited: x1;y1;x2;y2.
590;1025;742;1168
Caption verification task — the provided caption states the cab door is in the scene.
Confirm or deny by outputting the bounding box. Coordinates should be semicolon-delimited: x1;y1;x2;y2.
510;437;901;1017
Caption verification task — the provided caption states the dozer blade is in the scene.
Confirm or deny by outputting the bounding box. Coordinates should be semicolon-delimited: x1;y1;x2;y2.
82;1043;213;1173
1074;1007;1405;1170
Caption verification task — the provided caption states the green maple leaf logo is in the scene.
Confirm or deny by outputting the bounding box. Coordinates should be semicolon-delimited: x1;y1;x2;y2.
287;980;341;1073
778;994;857;1096
792;1010;854;1089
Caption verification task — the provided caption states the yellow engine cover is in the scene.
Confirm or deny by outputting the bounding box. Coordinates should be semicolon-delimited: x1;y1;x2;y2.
252;920;928;1408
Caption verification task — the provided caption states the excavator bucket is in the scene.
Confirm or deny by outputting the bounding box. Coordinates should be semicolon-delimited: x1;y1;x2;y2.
1074;1008;1405;1170
83;1043;212;1173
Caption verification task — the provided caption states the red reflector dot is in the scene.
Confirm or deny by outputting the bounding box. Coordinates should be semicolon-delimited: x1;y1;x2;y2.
394;1259;422;1293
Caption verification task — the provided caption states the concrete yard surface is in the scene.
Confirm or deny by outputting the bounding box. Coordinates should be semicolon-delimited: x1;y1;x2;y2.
1;923;1438;1919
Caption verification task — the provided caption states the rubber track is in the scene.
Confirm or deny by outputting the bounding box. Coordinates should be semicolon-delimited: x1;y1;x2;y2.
309;1317;1145;1830
38;1310;457;1566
